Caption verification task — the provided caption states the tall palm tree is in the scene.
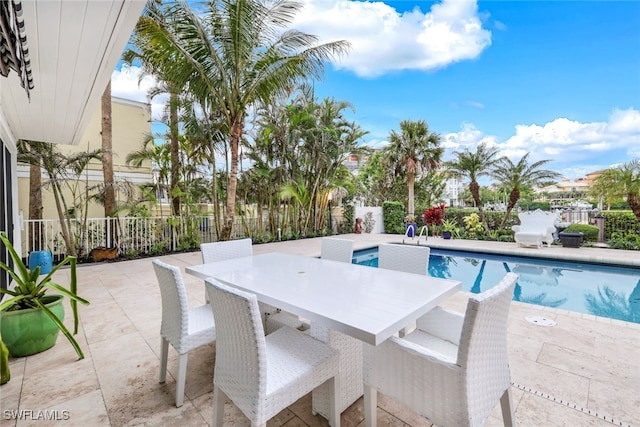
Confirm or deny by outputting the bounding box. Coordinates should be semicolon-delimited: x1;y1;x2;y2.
19;141;45;251
384;120;443;216
491;153;561;229
101;80;117;247
591;159;640;221
132;0;349;239
444;142;501;232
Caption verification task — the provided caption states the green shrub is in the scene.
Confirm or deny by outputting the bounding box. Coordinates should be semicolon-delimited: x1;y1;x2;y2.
564;223;599;242
599;211;640;239
445;208;517;233
607;237;640;250
383;201;405;234
339;202;355;234
606;231;640;250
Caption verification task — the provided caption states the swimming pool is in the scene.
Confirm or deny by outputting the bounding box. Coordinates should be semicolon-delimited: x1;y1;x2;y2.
352;247;640;324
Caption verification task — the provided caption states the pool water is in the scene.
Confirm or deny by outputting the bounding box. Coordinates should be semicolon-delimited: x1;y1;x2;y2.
352;247;640;324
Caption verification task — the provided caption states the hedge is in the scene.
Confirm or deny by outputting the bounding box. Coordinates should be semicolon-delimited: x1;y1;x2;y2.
598;211;640;239
564;223;599;242
383;201;405;234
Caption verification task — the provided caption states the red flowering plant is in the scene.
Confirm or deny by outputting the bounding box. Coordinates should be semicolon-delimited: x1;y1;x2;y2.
422;204;446;236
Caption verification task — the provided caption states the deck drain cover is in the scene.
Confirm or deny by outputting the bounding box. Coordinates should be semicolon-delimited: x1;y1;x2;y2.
526;316;556;326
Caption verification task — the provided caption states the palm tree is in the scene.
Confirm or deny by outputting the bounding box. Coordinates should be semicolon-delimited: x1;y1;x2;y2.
124;1;191;217
101;80;117;247
132;0;349;240
591;159;640;221
444;142;500;231
491;153;561;229
126;135;172;215
19;141;45;251
17;141;103;256
384;120;443;216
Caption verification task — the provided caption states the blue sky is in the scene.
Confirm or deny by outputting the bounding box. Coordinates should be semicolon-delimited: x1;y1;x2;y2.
111;0;640;180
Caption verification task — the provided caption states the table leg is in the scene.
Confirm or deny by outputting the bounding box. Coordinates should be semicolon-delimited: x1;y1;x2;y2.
309;324;364;419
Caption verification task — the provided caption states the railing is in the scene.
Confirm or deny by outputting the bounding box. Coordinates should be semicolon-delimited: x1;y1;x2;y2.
559;209;593;224
21;216;259;259
402;225;428;245
416;226;429;245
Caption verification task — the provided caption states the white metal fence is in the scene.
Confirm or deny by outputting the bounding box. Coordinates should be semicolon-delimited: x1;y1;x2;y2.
21;216;257;259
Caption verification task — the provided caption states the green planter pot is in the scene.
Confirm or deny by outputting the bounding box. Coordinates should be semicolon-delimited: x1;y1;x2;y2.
1;295;65;357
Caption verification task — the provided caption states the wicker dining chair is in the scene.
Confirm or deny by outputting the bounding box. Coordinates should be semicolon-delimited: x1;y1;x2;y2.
205;278;341;427
363;272;518;427
377;242;430;275
152;259;216;407
200;239;304;334
320;237;354;263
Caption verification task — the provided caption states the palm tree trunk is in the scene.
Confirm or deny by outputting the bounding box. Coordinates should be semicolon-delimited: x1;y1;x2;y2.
221;115;244;240
628;193;640;222
28;163;43;251
470;180;489;232
407;171;415;215
101;80;117;247
50;178;75;257
169;91;180;216
499;189;520;229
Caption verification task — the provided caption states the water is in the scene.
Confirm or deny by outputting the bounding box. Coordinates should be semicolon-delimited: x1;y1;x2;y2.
352;247;640;324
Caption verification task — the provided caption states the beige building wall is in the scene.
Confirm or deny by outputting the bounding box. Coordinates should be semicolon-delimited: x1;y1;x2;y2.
17;97;153;222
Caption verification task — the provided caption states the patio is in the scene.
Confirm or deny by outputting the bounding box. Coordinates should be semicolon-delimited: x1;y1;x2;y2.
2;234;639;426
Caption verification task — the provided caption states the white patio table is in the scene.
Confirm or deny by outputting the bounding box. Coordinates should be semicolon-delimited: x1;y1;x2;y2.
186;252;461;419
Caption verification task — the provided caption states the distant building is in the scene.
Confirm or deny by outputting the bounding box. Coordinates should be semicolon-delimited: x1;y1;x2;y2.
443;176;466;207
586;169;606;186
344;153;369;174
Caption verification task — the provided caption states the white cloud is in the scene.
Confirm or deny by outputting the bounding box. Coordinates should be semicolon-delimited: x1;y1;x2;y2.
500;109;640;160
443;109;640;178
292;0;492;77
111;65;167;124
442;123;498;151
607;108;640;134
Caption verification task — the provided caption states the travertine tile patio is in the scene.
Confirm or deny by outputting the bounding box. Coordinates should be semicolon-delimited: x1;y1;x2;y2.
2;234;639;426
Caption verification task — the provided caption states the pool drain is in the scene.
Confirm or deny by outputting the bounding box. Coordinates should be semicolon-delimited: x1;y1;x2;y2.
525;315;556;326
512;382;632;427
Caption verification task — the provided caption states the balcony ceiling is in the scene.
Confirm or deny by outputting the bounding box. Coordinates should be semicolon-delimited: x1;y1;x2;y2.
0;0;145;146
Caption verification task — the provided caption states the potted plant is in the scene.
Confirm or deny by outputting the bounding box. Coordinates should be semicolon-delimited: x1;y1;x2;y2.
404;214;417;237
0;232;89;368
441;219;460;240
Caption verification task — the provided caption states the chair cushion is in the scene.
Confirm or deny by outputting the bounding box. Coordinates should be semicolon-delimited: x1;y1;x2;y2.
403;328;458;364
265;327;338;397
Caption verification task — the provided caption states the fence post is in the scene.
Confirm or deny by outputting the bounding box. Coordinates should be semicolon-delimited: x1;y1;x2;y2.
594;215;605;243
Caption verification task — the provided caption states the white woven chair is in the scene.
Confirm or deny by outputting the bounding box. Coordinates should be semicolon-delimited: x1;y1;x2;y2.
152;259;216;407
377;243;430;336
205;278;341;427
377;242;430;275
320;237;354;263
201;238;253;264
363;272;518;427
200;239;303;334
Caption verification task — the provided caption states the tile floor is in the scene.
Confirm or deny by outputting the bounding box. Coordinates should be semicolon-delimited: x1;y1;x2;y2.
2;234;639;426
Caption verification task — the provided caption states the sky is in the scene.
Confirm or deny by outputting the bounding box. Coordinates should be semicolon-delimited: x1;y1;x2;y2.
110;0;640;180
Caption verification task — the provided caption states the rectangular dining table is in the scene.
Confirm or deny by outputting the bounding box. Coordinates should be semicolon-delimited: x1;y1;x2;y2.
185;252;462;418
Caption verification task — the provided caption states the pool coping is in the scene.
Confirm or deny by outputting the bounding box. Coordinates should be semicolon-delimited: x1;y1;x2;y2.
355;236;640;269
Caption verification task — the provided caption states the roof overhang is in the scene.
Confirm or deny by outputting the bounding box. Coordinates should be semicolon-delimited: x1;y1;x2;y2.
0;0;146;146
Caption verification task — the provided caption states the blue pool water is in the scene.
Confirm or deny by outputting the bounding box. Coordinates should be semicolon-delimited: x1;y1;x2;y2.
352;247;640;324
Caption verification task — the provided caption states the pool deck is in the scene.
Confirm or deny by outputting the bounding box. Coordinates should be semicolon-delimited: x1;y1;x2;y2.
2;234;639;426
